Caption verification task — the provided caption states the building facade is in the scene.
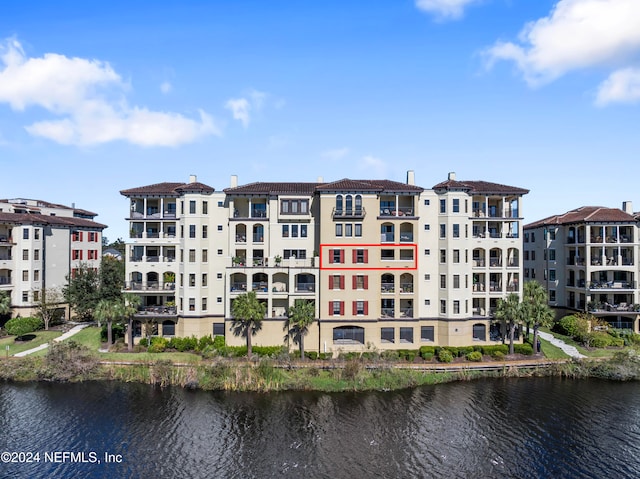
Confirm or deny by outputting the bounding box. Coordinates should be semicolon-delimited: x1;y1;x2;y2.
0;198;105;318
121;172;529;353
524;202;640;331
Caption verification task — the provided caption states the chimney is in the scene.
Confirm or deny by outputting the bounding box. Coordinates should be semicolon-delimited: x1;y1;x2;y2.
623;201;633;214
317;176;324;183
230;175;238;188
448;172;456;181
189;174;197;183
406;170;415;185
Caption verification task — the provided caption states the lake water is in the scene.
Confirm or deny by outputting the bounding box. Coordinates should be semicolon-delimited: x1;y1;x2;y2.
1;378;639;478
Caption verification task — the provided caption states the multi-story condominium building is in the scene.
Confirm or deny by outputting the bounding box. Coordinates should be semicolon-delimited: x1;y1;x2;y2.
524;202;640;331
0;198;105;318
121;172;529;353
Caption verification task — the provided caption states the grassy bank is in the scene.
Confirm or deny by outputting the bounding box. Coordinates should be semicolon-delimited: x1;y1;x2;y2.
3;340;640;392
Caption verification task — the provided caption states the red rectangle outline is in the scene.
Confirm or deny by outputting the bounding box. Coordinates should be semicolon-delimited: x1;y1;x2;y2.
319;243;417;270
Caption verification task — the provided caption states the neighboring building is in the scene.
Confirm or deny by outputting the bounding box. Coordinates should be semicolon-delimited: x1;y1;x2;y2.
524;202;640;331
0;198;106;318
121;172;529;353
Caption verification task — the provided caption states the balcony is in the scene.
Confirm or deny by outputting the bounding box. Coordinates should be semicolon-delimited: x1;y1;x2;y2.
399;232;414;243
230;282;247;292
0;236;13;243
125;281;175;291
0;277;11;286
332;207;366;219
400;283;414;293
295;282;315;293
378;207;414;218
381;308;394;318
381;282;395;293
587;281;636;290
136;306;177;317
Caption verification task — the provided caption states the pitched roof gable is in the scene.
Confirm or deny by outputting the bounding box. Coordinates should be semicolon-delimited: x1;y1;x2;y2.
525;206;637;229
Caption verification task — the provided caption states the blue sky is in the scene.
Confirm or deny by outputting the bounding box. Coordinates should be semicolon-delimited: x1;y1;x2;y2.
1;0;640;240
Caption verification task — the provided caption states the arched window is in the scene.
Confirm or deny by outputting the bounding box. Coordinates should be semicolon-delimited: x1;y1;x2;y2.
345;195;353;214
333;326;364;344
381;223;394;242
355;195;362;214
336;195;343;215
162;320;176;336
473;323;486;341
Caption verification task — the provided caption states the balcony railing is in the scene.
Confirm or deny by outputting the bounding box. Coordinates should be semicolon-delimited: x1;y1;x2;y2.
230;282;247;292
137;306;177;316
253;234;264;243
399;232;414;242
489;283;502;292
381;233;394;243
125;281;174;291
381;282;395;293
381;308;394;318
473;283;486;292
295;283;315;293
332;207;366;219
400;283;414;293
489;259;502;267
379;207;414;217
587;281;636;289
400;308;413;318
473;259;486;267
0;278;12;285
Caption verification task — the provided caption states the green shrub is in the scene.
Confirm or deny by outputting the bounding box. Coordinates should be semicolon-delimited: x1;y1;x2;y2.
197;335;215;352
437;349;453;363
422;353;434;361
380;350;399;361
557;314;590;342
339;352;361;360
492;351;505;361
396;349;418;362
360;351;378;360
168;336;198;352
588;333;612;348
466;351;483;362
458;346;475;357
5;317;43;338
212;335;225;349
148;336;168;353
419;346;435;359
318;353;332;360
513;343;534;355
100;323;125;342
481;345;508;356
305;351;318;360
252;345;286;357
610;337;625;348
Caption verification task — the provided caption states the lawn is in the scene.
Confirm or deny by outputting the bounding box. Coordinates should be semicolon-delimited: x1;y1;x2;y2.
0;331;62;356
538;327;632;359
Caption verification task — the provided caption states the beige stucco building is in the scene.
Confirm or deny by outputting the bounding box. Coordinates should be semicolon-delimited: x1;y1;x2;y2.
0;198;105;319
121;172;529;353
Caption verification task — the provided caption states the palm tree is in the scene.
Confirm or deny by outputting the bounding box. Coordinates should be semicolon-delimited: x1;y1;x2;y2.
285;300;315;360
523;281;555;354
0;291;11;317
231;291;265;357
95;299;120;347
123;293;141;352
495;293;524;355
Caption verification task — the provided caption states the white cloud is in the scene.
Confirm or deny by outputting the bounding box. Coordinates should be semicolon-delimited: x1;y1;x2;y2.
225;98;251;128
415;0;479;20
359;155;388;177
225;89;269;127
596;67;640;106
321;147;350;161
484;0;640;87
160;81;172;94
0;38;220;146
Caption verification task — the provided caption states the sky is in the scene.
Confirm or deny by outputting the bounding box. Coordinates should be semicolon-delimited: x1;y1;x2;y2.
1;0;640;241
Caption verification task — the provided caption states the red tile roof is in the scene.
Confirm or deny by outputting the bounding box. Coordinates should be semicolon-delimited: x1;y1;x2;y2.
432;179;529;195
525;206;637;229
224;182;321;195
316;179;423;193
0;212;106;229
120;181;216;196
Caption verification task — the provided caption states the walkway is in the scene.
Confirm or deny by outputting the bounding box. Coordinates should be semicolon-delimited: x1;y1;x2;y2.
14;324;90;357
537;330;586;359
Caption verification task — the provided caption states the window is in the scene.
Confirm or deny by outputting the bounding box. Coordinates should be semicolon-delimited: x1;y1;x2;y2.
354;249;367;264
34;270;39;281
333;326;364;344
354;300;367;315
71;250;80;260
355;224;362;237
549;229;556;240
189;274;196;287
335;224;342;237
524;251;529;261
453;249;460;263
354;275;367;290
284;249;306;259
34;250;40;261
189;249;196;262
440;300;446;314
22;270;28;281
189;201;196;214
301;225;307;237
291;225;299;238
23;228;29;240
453;300;460;314
335;195;343;214
424;249;430;255
283;225;290;237
202;297;208;311
531;232;536;242
330;275;344;290
440;224;446;238
424;224;430;230
424;199;430;205
453;224;460;238
440;275;446;288
218;201;224;207
381;327;395;343
181;201;184;214
281;199;309;214
217;297;222;303
203;201;208;214
400;327;413;343
549;269;556;281
381;249;395;261
33;291;40;302
189;298;195;311
531;251;536;261
202;249;208;262
72;231;82;241
473;324;486;341
22;292;28;302
440;199;446;214
213;323;225;337
549;249;556;261
453;198;459;213
421;326;434;342
202;274;208;286
202;226;208;238
345;224;352;237
424;274;431;280
189;225;196;238
549;290;556;302
217;225;223;232
34;229;40;240
217;273;223;279
453;275;460;288
330;249;344;264
440;249;446;263
424;299;431;305
331;301;343;316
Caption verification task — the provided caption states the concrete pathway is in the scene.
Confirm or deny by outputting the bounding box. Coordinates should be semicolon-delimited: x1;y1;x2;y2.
14;324;90;357
537;330;587;359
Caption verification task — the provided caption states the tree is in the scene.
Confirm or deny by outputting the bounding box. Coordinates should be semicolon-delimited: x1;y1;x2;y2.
495;293;524;355
285;300;315;360
98;256;124;302
0;290;11;317
5;316;43;339
122;293;141;352
522;281;555;354
95;299;122;347
35;287;64;330
64;263;100;321
231;291;265;357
